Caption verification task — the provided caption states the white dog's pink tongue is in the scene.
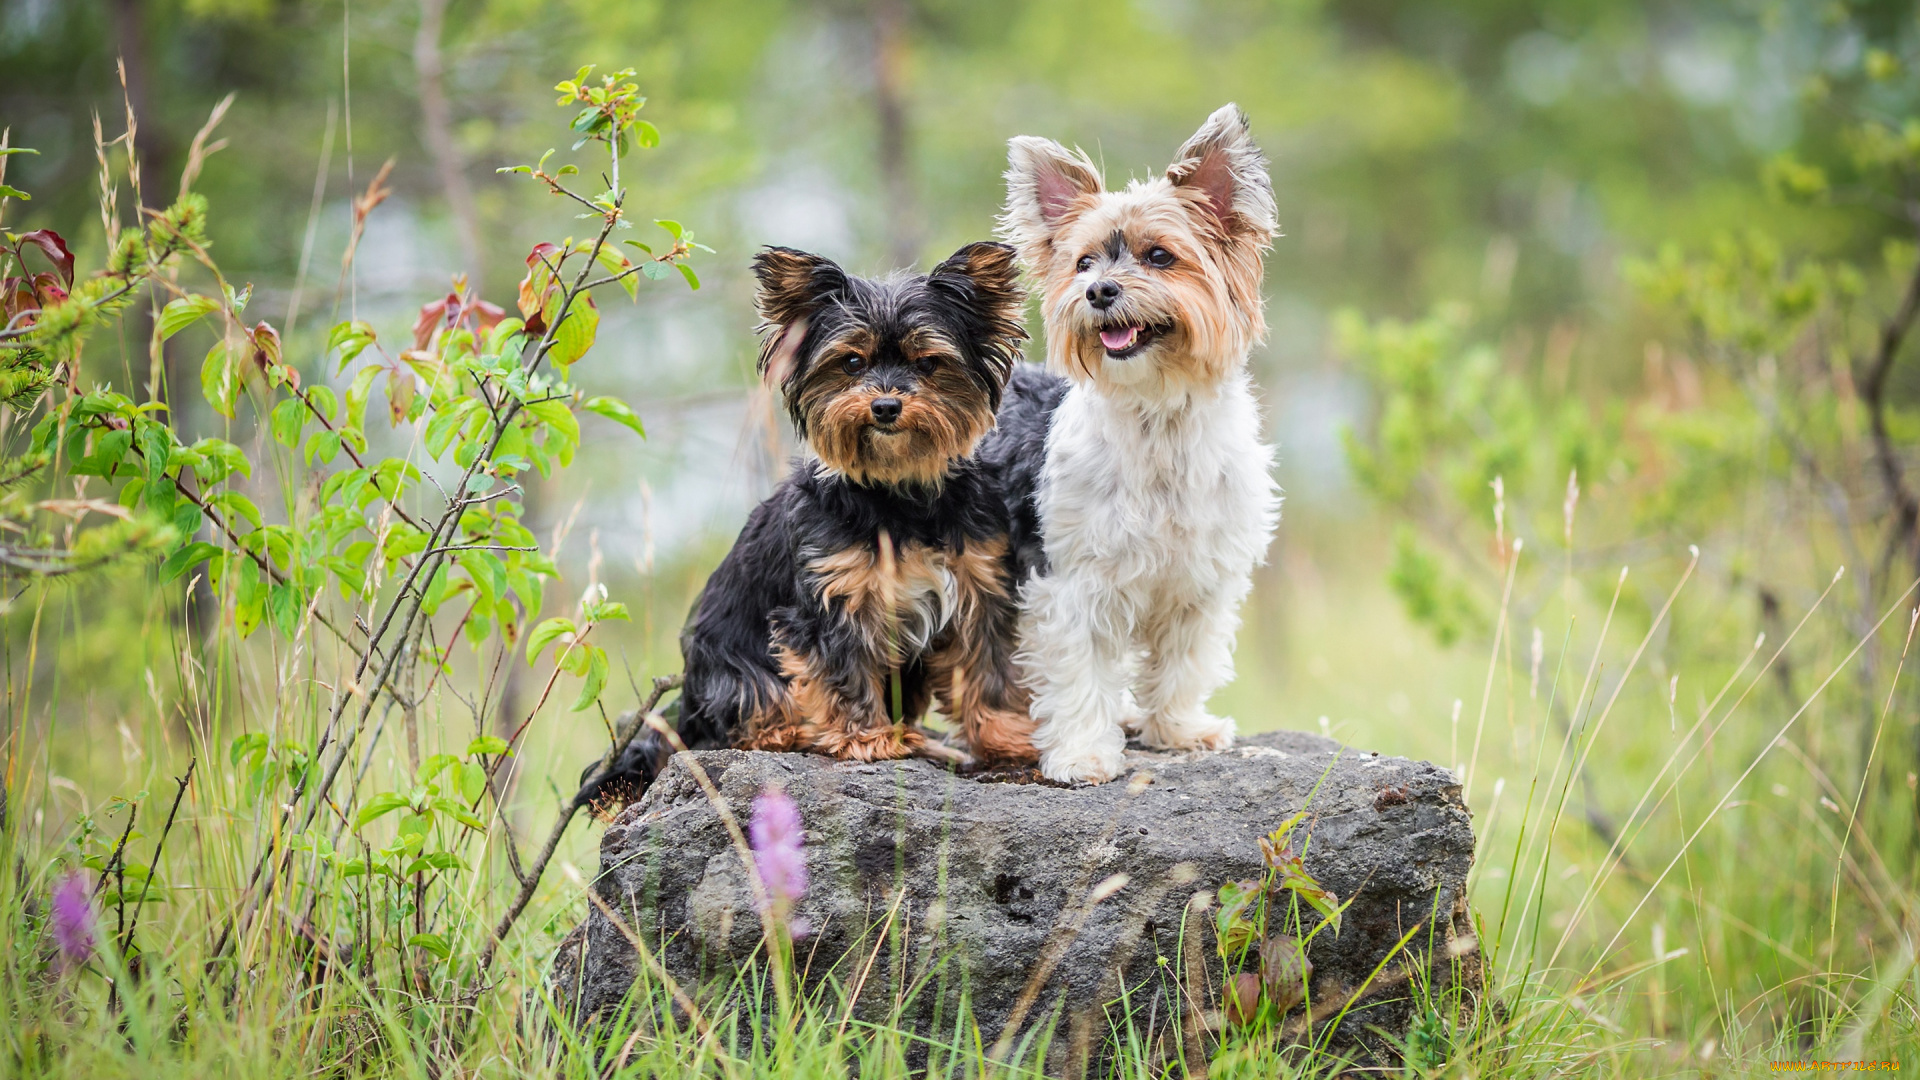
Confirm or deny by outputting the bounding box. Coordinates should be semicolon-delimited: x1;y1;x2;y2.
1099;325;1139;352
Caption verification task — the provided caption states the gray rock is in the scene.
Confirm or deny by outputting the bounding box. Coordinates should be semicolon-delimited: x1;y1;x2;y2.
549;730;1479;1071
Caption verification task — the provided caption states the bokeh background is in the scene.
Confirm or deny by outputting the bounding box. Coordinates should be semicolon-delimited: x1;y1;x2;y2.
8;0;1920;1061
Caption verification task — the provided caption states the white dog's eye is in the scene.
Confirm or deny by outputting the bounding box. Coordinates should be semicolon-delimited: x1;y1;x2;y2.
1076;255;1095;273
1147;247;1175;268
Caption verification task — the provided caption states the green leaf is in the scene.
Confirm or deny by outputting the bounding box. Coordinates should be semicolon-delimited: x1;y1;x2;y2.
355;792;411;828
200;341;236;418
307;386;339;422
159;541;221;583
593;244;639;300
457;761;488;804
157;295;220;342
484;317;527;357
1215;879;1263;959
268;583;302;637
397;812;432;841
1274;866;1342;934
190;437;250;481
584;599;630;623
381;522;429;565
228;732;267;767
409;851;468;873
654;219;684;242
582;395;645;438
526;400;579;467
424;397;481;459
344;364;381;431
525;616;575;665
406;932;453;960
137;421;172;489
417;753;461;785
208;491;263;529
466;735;511;757
0;185;29;201
270;398;306;448
304;429;342;466
328;320;377;373
430;796;487;831
570;645;609;712
635;119;660;148
545;292;599;367
676;263;700;291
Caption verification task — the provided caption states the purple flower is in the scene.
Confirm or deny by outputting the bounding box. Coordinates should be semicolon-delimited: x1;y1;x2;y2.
749;787;807;913
49;872;96;968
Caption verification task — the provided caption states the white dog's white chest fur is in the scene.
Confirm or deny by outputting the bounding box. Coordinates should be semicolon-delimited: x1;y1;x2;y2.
1017;374;1280;783
1038;376;1275;600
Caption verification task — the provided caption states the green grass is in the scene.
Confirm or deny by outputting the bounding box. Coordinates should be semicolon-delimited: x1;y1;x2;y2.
4;511;1919;1078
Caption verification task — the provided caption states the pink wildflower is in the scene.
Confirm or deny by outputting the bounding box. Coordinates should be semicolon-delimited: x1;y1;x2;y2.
49;872;96;968
749;787;807;913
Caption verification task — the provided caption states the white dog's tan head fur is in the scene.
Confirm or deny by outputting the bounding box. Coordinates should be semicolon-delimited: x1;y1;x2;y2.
999;105;1276;402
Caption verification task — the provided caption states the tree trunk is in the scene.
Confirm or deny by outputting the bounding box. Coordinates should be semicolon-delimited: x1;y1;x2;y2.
415;0;485;289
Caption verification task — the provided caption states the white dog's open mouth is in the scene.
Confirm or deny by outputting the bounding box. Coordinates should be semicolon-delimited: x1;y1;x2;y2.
1097;322;1171;359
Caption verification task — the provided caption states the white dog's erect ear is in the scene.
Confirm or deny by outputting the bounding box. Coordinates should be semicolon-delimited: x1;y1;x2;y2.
1000;136;1103;264
1166;104;1276;246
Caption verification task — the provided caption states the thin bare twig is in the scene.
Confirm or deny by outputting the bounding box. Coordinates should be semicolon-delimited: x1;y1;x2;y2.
477;673;681;971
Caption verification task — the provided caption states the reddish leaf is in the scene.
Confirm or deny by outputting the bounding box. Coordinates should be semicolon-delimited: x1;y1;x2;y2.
248;322;294;387
250;322;283;367
16;229;73;289
517;243;560;322
1224;972;1263;1028
473;298;506;332
413;294;454;352
29;272;66;307
3;278;32;322
387;369;417;425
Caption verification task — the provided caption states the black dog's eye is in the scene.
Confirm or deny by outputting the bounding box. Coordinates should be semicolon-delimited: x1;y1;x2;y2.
842;355;866;375
1076;255;1095;273
1146;247;1175;268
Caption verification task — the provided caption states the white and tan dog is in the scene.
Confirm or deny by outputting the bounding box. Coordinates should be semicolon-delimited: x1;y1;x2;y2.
989;105;1281;784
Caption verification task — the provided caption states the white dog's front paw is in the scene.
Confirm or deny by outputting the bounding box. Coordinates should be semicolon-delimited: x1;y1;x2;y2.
1140;711;1237;752
1038;726;1128;784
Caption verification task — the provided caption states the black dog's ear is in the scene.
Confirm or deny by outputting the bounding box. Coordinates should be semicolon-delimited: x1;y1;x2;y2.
928;241;1027;384
752;247;847;327
752;247;847;384
929;242;1023;321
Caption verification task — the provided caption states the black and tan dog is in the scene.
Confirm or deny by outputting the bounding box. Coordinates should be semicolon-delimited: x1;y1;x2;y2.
585;242;1038;804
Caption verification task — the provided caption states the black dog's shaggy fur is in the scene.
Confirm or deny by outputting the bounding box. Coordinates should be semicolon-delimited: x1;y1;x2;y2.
583;242;1039;807
974;363;1069;584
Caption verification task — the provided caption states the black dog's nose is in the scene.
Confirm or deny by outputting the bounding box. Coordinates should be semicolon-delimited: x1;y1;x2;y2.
870;397;903;424
1086;279;1121;310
